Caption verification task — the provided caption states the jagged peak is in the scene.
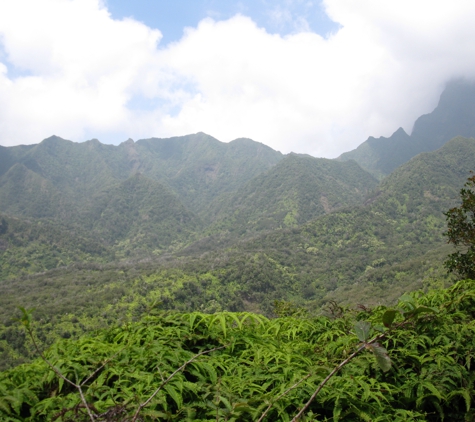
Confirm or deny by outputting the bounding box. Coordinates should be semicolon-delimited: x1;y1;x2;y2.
121;138;135;146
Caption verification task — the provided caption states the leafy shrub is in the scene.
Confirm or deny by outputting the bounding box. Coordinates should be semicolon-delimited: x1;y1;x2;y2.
2;280;475;420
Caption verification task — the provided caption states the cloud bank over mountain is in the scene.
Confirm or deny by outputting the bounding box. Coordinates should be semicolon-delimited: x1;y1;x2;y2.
1;0;475;157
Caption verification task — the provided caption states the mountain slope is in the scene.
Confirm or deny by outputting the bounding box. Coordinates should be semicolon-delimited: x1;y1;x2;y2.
206;154;378;235
0;133;283;215
338;80;475;178
134;133;284;217
1;137;474;372
0;136;120;221
0;133;283;252
3;137;471;325
0;163;67;219
177;136;475;312
87;173;201;255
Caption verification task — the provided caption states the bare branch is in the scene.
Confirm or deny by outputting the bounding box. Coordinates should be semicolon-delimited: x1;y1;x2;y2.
24;326;96;422
131;344;227;422
290;332;388;422
257;373;311;422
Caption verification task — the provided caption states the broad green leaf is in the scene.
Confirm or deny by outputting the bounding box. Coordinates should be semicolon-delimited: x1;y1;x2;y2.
0;398;12;415
211;314;227;338
398;294;416;310
369;343;391;372
142;409;170;418
403;306;437;320
164;384;183;408
413;306;438;315
220;396;233;411
227;313;243;330
333;397;342;422
188;313;198;330
354;321;372;342
233;402;254;413
382;309;399;327
448;389;471;411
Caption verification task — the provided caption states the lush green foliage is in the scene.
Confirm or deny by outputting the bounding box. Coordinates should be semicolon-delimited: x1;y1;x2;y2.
4;137;475;369
0;134;472;276
2;88;475;419
445;174;475;278
0;129;474;373
1;280;475;421
205;154;377;234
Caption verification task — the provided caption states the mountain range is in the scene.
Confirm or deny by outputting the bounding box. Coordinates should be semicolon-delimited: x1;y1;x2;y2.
0;130;381;259
1;79;475;368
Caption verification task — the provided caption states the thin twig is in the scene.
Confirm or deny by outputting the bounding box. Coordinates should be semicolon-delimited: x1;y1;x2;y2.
77;385;95;422
80;347;126;386
257;373;311;422
131;344;227;422
155;364;165;383
290;327;400;422
289;318;415;421
26;328;76;388
25;327;96;422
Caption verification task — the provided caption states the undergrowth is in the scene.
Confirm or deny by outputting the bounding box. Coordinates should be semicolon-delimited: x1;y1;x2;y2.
1;280;475;421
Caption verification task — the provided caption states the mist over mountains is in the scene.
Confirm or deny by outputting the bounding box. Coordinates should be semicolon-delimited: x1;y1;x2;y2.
338;79;475;178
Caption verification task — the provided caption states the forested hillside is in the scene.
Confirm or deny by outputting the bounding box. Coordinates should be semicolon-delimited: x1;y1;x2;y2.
0;133;282;254
0;133;283;219
134;135;284;218
0;133;380;266
205;154;378;235
1;136;474;372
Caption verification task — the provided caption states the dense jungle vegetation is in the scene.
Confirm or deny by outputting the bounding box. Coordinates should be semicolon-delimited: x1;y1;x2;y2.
1;279;475;421
0;146;475;421
2;82;475;420
2;136;473;371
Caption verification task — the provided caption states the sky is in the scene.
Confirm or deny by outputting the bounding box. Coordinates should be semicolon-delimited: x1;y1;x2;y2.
1;1;475;157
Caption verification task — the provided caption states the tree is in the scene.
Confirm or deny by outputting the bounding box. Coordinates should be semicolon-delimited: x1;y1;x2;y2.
444;174;475;279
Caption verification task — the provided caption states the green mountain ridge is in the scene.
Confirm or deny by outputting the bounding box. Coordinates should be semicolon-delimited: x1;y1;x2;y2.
128;133;284;217
0;131;382;264
1;137;472;328
205;153;378;235
171;136;474;313
0;133;284;255
2;83;475;373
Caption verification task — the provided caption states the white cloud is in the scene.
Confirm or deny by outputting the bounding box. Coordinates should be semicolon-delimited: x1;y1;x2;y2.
1;0;475;156
0;0;163;144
